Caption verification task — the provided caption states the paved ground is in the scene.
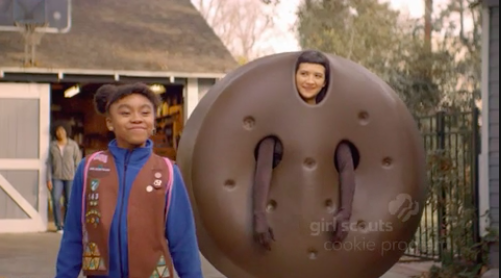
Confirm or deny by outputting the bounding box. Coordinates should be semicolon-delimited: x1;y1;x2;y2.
0;232;435;278
482;269;500;278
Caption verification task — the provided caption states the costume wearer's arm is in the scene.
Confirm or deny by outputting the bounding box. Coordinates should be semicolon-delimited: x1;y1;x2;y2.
336;143;356;215
165;165;203;278
54;159;85;278
253;137;275;215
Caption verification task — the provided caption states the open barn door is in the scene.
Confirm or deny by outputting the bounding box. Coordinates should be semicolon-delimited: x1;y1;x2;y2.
0;83;50;233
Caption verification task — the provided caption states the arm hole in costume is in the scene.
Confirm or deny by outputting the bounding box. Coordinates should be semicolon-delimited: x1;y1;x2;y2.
81;151;103;226
163;158;175;220
334;142;357;213
254;136;283;168
334;140;360;172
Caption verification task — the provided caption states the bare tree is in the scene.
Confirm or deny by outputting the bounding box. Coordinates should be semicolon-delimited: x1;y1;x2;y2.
192;0;277;63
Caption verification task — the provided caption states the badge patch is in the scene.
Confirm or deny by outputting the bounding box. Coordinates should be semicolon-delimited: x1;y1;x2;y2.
150;255;171;278
88;193;99;200
89;165;110;172
153;179;162;189
85;210;102;228
92;153;109;164
82;242;107;271
91;179;100;191
88;164;111;178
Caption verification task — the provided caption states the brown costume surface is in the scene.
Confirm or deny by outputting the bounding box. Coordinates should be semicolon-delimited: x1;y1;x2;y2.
82;151;174;278
253;138;356;248
177;51;427;278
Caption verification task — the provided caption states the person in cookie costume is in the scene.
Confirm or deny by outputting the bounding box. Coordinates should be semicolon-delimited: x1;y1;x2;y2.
54;83;203;278
176;50;427;278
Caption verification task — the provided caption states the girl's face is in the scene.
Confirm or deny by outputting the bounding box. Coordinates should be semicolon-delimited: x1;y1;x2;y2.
106;94;155;149
295;62;326;104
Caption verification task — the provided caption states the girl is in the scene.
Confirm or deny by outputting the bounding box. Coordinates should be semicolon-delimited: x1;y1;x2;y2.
55;83;203;278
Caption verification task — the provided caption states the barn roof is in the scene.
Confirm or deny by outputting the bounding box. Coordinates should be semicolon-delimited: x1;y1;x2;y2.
0;0;238;76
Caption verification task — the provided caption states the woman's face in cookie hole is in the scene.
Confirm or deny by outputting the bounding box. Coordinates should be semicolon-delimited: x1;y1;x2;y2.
294;51;330;105
295;62;326;105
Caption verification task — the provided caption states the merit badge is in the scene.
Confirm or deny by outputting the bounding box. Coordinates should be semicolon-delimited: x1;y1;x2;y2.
88;193;99;200
92;153;108;164
82;242;106;271
88;193;99;206
89;164;111;178
85;210;102;228
91;179;100;191
153;179;162;189
89;164;110;172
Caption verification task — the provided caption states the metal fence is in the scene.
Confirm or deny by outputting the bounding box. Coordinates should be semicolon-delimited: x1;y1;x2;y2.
405;107;481;262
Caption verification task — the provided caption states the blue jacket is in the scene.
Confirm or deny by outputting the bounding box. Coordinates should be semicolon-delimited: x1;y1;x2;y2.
55;139;203;278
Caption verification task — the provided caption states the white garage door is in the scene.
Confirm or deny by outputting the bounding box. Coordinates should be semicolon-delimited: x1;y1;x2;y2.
0;83;50;233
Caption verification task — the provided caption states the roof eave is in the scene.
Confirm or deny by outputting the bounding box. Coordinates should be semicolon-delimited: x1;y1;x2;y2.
0;67;227;83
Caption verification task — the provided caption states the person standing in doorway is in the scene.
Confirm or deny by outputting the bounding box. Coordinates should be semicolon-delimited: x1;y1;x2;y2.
46;121;82;233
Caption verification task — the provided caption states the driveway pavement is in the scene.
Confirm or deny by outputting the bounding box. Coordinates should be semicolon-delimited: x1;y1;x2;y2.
0;232;434;278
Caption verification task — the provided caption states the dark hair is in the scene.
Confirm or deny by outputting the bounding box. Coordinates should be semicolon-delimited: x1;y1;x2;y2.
94;82;161;115
295;50;330;103
51;120;71;139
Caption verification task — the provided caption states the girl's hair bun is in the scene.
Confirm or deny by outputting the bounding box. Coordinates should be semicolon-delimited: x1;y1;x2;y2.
94;84;117;114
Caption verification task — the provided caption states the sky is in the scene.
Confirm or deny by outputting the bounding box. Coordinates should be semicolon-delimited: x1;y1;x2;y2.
266;0;450;53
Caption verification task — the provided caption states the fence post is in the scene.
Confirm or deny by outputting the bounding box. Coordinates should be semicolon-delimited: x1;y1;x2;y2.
436;111;448;260
472;106;482;263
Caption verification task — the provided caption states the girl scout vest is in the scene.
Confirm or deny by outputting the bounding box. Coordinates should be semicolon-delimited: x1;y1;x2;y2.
81;150;175;278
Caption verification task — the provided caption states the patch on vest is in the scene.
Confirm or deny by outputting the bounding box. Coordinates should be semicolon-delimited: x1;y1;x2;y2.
92;153;109;164
88;163;111;178
90;179;100;191
85;209;101;227
150;255;171;278
82;242;106;271
88;178;100;206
